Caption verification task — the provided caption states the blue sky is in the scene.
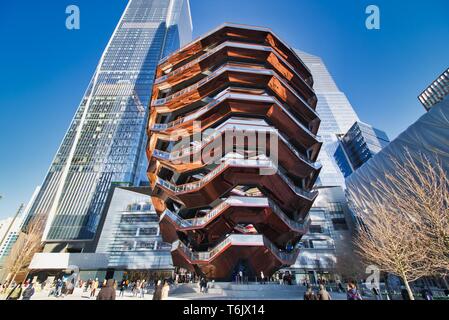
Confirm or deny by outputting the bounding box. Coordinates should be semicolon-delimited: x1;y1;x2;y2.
0;0;448;219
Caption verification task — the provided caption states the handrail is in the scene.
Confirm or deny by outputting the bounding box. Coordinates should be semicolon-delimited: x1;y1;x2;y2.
151;90;320;143
161;196;310;232
155;41;314;93
152;64;270;106
156;158;317;201
158;23;312;77
151;64;318;119
155;122;275;158
172;234;298;263
152;122;320;170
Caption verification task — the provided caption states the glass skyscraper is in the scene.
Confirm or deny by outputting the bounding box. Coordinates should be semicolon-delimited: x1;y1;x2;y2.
95;187;173;281
288;50;360;283
295;50;360;188
27;0;192;244
334;122;390;178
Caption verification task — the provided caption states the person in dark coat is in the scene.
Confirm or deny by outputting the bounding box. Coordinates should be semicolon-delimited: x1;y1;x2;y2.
152;280;162;300
420;288;433;301
200;278;208;293
22;283;35;300
304;287;316;300
119;280;127;297
96;279;116;300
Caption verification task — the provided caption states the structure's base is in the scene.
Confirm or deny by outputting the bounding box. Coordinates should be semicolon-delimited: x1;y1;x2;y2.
170;282;307;300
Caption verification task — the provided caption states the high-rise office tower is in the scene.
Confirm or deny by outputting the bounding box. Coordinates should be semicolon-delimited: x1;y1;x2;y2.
334;122;390;178
290;50;360;283
418;68;449;111
147;24;322;280
27;0;192;250
296;50;360;188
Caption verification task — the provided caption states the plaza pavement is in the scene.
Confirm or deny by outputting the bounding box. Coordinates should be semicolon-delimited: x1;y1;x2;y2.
2;284;351;301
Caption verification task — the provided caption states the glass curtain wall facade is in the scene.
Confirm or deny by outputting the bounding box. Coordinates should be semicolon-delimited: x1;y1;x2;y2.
290;50;360;283
295;50;360;188
26;0;192;244
334;122;390;177
96;187;173;279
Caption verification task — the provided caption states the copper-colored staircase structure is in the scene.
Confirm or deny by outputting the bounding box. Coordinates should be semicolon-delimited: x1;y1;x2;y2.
147;23;322;281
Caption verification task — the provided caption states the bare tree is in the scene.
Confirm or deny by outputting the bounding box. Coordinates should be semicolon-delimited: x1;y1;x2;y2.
350;199;428;300
348;150;449;299
4;214;45;283
381;152;449;287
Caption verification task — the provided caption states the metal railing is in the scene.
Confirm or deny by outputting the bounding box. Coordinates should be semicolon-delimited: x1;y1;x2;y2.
151;89;320;143
156;158;317;201
155;41;313;93
172;234;298;264
161;196;310;234
151;64;318;120
157;23;313;78
152;123;320;171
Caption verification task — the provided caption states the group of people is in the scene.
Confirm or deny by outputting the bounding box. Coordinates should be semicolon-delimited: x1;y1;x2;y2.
82;278;100;298
174;272;196;284
152;280;170;300
0;276;174;301
82;278;117;300
48;278;76;297
1;280;36;300
118;279;148;298
303;281;363;301
85;278;170;300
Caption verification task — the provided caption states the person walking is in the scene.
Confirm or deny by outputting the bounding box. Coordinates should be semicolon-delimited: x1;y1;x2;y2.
90;278;99;298
200;278;208;294
84;279;90;293
303;287;316;300
337;280;345;293
420;288;433;301
346;282;363;300
161;280;170;300
119;280;126;297
55;279;63;297
133;280;139;297
97;279;116;300
66;279;75;295
0;282;6;295
152;280;162;300
22;283;35;300
139;280;146;298
260;271;265;284
317;284;332;300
